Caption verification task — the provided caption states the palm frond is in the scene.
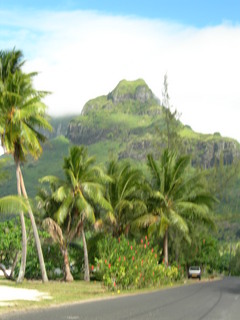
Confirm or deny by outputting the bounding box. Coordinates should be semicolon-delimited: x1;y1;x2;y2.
178;201;215;229
0;195;28;214
55;195;72;225
132;214;159;229
147;153;161;186
104;211;117;225
82;182;112;211
75;195;95;223
169;209;189;235
52;185;68;202
42;217;64;246
159;214;170;237
94;219;104;231
39;175;62;187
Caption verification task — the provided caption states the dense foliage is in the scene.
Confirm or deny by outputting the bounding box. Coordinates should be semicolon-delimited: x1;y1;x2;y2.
93;235;182;290
0;50;239;287
0;218;63;279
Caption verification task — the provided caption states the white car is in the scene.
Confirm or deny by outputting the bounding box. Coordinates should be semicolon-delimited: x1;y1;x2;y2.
188;266;201;280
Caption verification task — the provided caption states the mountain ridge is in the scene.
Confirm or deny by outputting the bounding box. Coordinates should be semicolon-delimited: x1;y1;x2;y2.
65;79;240;168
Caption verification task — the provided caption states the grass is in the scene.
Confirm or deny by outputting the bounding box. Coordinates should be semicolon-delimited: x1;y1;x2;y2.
111;79;148;96
0;276;220;316
180;125;235;142
0;279;109;315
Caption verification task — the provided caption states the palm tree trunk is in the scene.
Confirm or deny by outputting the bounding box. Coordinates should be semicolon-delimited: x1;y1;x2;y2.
10;251;19;279
62;248;74;282
19;167;48;283
16;161;27;283
163;229;168;266
81;226;90;281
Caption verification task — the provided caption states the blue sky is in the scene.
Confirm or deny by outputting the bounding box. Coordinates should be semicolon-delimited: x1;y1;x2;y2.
0;0;240;143
1;0;240;27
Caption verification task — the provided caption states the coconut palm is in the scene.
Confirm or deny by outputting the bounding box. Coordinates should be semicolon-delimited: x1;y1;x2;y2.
135;149;216;265
100;160;148;237
37;178;75;282
0;48;52;282
40;146;111;281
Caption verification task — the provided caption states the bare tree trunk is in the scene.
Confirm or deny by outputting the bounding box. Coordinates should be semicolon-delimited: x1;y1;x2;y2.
16;162;27;283
62;248;74;282
19;167;48;283
10;251;19;279
163;229;168;266
82;226;90;281
0;264;11;280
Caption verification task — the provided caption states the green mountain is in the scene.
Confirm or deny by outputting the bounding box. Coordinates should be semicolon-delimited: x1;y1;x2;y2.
1;79;240;219
67;79;240;168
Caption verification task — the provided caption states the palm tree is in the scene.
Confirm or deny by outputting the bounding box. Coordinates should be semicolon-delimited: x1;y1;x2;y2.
135;149;216;265
40;146;111;281
101;160;147;237
0;48;52;282
37;178;75;282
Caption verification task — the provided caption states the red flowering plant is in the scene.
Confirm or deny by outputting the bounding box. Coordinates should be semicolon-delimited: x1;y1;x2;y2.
94;235;181;290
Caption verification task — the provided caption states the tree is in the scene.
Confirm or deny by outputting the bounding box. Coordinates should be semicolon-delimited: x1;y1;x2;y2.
0;48;52;282
205;153;240;213
101;160;147;237
135;149;216;265
37;179;75;282
157;74;182;153
40;146;111;281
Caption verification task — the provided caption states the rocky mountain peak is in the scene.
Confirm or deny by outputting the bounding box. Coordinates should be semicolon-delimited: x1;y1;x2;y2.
81;79;159;116
107;79;155;104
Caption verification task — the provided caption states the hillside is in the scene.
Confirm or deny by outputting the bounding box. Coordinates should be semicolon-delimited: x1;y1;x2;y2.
1;79;240;221
67;79;240;168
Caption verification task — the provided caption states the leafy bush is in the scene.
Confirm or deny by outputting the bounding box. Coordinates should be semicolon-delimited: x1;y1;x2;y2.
93;235;181;290
23;240;63;280
0;219;21;269
230;245;240;276
0;217;63;279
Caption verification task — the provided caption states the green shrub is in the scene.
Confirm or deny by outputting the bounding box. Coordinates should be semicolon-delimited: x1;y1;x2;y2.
230;245;240;276
93;235;181;290
0;218;21;269
0;217;63;280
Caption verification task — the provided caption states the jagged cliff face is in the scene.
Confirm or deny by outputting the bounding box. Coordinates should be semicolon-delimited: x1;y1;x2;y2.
44;116;76;139
66;79;240;168
67;123;110;145
190;139;240;168
117;137;240;167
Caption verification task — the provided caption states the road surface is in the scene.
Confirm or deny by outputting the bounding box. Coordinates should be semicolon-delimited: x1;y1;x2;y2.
2;277;240;320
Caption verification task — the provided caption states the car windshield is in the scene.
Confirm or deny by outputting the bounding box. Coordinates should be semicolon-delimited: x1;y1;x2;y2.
190;267;200;270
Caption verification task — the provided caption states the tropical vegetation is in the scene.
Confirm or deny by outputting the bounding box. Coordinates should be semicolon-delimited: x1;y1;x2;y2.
134;150;216;265
38;145;112;281
0;48;240;293
0;48;52;283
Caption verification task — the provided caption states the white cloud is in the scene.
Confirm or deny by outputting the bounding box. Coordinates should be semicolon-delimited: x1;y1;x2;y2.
1;10;240;142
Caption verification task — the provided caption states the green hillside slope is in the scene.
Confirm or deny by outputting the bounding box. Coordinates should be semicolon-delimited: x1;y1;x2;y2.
67;79;240;168
1;79;240;222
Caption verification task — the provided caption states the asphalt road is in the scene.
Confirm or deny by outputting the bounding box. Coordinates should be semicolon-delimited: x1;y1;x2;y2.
2;277;240;320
